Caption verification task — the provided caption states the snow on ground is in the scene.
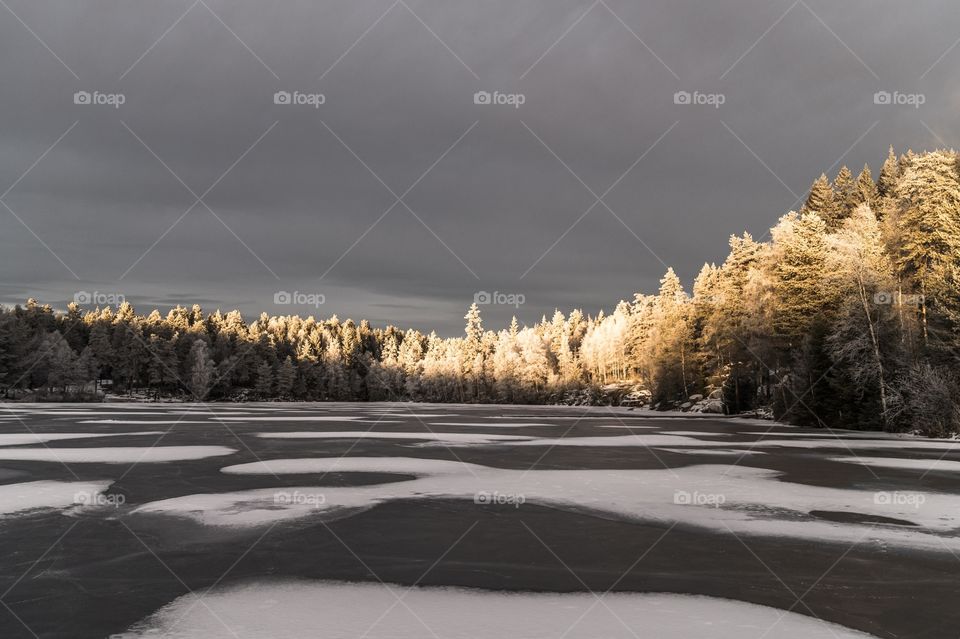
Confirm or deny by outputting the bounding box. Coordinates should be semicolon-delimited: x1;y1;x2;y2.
256;432;533;445
136;457;960;551
0;432;162;446
0;446;236;463
829;456;960;472
115;580;877;639
0;480;111;515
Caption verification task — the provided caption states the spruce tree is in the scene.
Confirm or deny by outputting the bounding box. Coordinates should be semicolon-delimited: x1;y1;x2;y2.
877;146;899;198
855;164;878;209
802;174;835;219
830;166;857;227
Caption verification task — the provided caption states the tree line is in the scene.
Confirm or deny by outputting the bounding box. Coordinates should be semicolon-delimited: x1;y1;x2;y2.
1;147;958;435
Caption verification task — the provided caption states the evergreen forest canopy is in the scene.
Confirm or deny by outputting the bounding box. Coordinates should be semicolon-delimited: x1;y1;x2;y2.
2;147;958;435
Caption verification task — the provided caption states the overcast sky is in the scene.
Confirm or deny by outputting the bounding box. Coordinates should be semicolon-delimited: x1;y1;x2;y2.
1;0;957;334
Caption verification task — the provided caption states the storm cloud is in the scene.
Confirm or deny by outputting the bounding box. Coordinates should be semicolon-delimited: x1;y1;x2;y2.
1;0;957;333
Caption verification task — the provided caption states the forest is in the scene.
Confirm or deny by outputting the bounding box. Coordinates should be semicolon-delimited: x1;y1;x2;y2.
1;147;958;435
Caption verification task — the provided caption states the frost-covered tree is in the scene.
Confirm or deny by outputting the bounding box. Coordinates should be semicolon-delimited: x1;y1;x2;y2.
831;166;857;225
825;204;900;427
893;150;960;349
856;164;878;209
802;174;835;219
877;146;900;199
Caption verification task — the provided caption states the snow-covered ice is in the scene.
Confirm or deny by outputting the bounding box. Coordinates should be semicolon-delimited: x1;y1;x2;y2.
828;456;960;472
0;446;236;463
510;434;960;452
136;457;960;550
256;431;533;445
513;434;719;448
221;457;472;476
79;420;214;425
657;448;765;456
115;580;877;638
219;416;367;422
652;430;731;437
0;480;112;515
428;422;558;427
0;431;162;446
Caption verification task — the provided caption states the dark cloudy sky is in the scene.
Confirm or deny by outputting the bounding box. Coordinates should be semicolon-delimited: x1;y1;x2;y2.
1;1;957;334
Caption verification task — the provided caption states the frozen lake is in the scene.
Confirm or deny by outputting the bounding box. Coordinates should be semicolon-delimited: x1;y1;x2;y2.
0;402;958;638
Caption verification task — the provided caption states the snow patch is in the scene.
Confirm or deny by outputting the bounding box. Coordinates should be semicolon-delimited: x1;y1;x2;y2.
136;458;960;551
0;431;162;446
0;446;236;463
115;580;877;639
221;457;473;476
0;480;111;515
428;422;558;428
828;456;960;472
257;432;532;445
